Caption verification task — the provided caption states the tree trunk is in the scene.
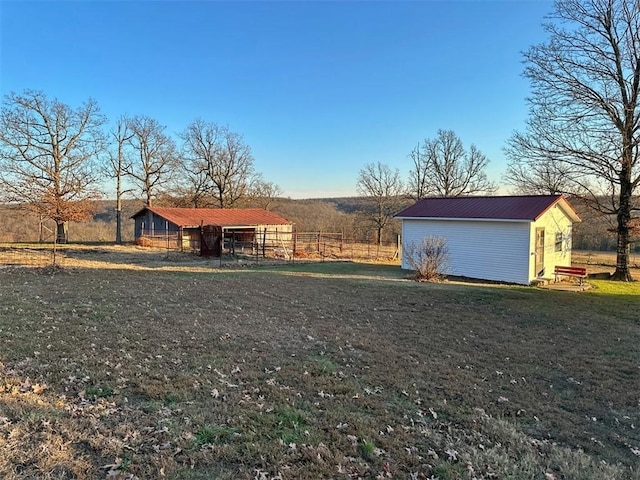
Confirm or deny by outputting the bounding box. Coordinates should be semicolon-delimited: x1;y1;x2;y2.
115;158;123;244
115;204;122;244
611;163;634;281
611;226;632;281
56;221;68;244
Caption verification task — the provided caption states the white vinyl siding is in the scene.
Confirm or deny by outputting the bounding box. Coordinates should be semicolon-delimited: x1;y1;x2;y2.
402;219;532;285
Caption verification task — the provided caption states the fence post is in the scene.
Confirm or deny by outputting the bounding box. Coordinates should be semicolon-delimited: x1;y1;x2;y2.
292;231;296;262
263;228;267;258
255;230;258;262
52;236;57;267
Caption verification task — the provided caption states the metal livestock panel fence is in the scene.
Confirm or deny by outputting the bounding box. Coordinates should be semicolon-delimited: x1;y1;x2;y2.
0;244;65;267
222;230;399;262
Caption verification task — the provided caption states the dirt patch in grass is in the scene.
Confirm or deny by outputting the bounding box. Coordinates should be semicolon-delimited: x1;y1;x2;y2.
0;253;638;479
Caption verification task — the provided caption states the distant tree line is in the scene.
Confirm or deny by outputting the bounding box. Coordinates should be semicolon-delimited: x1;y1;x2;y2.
2;195;631;256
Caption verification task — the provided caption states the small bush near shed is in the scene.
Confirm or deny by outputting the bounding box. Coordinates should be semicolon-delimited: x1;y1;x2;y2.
404;236;449;281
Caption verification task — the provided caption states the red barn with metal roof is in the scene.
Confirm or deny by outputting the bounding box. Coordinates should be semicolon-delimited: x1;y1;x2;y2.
132;207;291;229
396;195;581;284
131;207;292;256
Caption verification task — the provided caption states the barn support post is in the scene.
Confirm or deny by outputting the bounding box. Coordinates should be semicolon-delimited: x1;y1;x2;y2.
262;228;267;258
293;231;297;257
253;230;258;262
317;232;321;253
219;227;225;266
165;221;169;251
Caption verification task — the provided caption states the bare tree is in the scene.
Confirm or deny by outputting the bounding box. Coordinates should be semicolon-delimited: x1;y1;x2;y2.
180;120;255;208
125;116;178;208
105;115;134;243
172;163;215;208
407;143;430;201
356;162;405;245
0;90;105;243
506;0;640;281
407;130;496;199
247;177;283;210
503;155;579;195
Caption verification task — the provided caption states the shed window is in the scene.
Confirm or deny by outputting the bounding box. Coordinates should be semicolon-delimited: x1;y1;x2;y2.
555;232;563;252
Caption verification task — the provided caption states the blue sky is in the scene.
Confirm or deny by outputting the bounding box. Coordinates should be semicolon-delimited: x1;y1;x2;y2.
1;0;552;199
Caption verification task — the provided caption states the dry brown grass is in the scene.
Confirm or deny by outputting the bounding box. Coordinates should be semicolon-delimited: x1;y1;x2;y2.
0;249;638;479
573;249;640;277
0;243;401;272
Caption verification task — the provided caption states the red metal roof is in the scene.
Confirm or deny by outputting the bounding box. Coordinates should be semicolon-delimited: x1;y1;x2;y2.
131;207;291;227
395;195;581;222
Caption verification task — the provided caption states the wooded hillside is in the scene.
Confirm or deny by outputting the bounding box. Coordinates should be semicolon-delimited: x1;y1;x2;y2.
0;197;633;252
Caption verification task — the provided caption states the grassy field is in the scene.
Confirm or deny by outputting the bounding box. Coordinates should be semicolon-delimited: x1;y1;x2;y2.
0;252;639;479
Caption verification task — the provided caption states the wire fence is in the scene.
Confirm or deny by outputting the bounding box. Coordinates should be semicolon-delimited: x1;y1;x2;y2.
0;245;65;268
291;233;399;261
134;230;400;262
0;232;400;269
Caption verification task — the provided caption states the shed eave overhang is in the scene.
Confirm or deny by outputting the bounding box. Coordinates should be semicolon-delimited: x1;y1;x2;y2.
396;216;534;223
547;198;582;223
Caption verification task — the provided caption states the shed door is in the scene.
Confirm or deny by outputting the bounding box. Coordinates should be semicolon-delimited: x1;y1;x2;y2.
535;228;545;276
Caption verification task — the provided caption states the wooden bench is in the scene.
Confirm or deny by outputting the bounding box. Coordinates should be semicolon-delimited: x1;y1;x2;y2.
554;265;587;285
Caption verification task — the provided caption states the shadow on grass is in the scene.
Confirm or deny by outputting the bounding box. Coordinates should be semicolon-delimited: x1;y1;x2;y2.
252;260;409;281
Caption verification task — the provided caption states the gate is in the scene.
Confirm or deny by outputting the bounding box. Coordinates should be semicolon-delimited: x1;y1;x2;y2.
200;225;222;257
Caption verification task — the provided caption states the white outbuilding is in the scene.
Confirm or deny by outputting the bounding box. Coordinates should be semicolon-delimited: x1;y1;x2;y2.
396;195;582;285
